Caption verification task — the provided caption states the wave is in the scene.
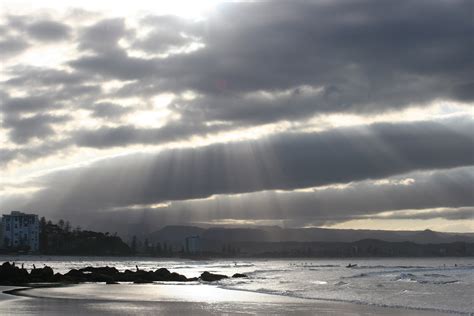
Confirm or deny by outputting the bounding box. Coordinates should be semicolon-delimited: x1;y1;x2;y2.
344;266;474;279
293;264;340;268
392;272;460;285
343;273;368;279
352;265;428;269
152;281;201;285
424;273;449;278
392;273;417;282
417;280;459;285
207;263;255;269
247;269;291;275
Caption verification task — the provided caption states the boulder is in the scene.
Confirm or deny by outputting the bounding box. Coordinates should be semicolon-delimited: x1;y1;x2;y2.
117;270;137;282
199;271;228;282
79;266;119;276
89;273;116;283
30;266;54;282
153;268;171;280
232;273;248;278
0;262;29;284
168;272;188;282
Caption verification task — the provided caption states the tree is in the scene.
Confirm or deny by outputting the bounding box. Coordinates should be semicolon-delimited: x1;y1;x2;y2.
58;219;65;231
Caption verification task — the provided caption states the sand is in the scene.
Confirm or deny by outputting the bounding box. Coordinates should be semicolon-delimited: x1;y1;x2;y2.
0;284;453;315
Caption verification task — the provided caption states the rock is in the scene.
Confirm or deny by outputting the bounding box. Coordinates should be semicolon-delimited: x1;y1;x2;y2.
65;269;84;278
89;273;116;283
30;266;54;282
0;261;247;286
232;273;248;278
154;268;171;279
117;270;137;282
200;271;228;282
0;262;29;284
168;272;188;282
79;266;119;276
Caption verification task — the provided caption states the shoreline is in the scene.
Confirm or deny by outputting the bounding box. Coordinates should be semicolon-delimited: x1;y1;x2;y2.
1;283;458;316
1;257;472;315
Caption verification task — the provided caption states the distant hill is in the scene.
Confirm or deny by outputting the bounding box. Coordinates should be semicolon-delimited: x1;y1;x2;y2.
147;225;205;243
147;225;474;245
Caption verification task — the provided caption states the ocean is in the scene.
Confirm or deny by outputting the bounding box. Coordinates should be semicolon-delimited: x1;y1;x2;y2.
1;256;473;315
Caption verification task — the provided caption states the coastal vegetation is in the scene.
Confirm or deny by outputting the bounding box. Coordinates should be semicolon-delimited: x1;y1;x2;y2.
38;217;131;255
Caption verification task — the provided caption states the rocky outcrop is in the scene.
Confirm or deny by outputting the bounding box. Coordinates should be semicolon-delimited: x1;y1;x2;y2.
232;273;248;278
199;271;228;282
0;262;29;284
0;262;241;285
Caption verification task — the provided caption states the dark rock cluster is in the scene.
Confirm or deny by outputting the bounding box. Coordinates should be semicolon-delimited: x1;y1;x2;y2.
0;262;247;286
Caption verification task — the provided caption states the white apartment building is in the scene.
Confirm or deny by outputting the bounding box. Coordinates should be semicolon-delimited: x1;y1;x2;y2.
1;211;39;252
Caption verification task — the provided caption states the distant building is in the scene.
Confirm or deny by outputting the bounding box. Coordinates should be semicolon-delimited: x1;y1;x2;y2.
1;211;39;252
185;235;201;254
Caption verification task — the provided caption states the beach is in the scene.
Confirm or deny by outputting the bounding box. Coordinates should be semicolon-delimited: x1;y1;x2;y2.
1;256;473;315
0;284;453;316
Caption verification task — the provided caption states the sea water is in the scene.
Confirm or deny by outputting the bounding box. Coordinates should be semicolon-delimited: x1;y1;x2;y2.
2;256;473;315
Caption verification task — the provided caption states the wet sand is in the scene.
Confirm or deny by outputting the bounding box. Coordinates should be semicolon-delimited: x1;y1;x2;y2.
0;284;453;315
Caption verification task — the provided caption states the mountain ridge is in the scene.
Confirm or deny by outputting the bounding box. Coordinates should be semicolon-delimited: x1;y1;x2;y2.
146;225;474;245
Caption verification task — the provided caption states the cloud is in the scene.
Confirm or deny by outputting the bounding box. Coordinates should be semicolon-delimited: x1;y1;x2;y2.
66;0;474;126
134;15;202;53
73;120;223;148
70;51;157;80
4;67;87;86
1;96;55;114
79;18;128;53
0;38;29;57
3;113;70;144
0;140;70;166
1;1;473;233
368;207;474;221
27;20;71;41
10;117;473;216
7;166;471;233
90;102;132;119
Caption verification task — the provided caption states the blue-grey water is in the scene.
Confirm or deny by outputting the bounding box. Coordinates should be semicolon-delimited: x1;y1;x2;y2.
1;256;473;315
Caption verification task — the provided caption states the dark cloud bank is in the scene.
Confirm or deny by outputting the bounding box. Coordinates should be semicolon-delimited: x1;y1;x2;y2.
4;118;470;230
1;0;473;232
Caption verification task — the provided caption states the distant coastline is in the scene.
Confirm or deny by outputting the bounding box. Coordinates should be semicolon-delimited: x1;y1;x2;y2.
1;239;473;258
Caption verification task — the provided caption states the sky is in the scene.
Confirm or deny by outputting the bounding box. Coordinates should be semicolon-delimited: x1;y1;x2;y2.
0;0;473;235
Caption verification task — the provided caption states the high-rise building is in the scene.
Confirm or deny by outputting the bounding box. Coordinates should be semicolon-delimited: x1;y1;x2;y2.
1;211;39;252
185;235;201;254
